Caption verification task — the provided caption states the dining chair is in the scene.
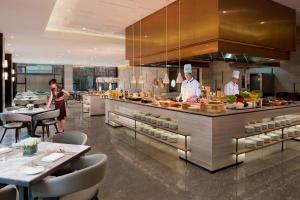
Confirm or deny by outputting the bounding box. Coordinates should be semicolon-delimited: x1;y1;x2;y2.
52;131;88;145
32;109;60;140
0;185;17;200
14;99;30;106
0;113;32;143
31;154;107;200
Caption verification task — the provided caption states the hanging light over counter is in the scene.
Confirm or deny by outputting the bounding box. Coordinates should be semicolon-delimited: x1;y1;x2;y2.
176;0;183;84
163;0;170;84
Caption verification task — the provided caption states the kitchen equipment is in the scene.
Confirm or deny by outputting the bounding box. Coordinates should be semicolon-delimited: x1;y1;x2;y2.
253;124;262;132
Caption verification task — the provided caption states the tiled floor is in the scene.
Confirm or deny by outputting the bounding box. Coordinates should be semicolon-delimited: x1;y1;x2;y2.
2;101;300;200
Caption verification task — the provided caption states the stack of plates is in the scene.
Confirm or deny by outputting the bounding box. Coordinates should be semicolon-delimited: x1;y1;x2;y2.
260;135;271;143
260;123;268;130
245;125;255;133
145;116;152;123
151;118;157;124
169;122;178;130
141;115;147;121
286;119;292;125
163;121;170;128
267;122;275;129
157;119;164;127
275;121;281;127
253;124;262;132
149;129;156;136
143;127;150;134
286;129;295;137
280;120;286;126
250;137;264;146
154;130;161;138
268;133;280;141
168;134;178;143
245;139;256;149
161;131;169;140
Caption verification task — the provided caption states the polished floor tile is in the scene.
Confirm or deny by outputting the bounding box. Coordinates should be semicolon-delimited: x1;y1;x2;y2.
2;101;300;200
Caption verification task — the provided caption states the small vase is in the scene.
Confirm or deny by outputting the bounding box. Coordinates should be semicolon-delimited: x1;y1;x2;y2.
23;144;38;156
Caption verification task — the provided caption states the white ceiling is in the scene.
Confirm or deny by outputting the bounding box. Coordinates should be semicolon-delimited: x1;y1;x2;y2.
0;0;174;66
0;0;299;66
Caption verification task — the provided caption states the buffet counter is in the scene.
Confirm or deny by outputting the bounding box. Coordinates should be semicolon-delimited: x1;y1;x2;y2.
105;98;300;171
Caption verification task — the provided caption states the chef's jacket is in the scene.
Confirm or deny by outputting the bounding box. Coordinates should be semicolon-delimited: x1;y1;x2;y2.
180;78;201;102
224;81;239;96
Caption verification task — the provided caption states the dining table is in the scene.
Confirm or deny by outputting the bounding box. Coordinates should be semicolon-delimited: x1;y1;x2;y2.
0;142;91;200
4;107;55;137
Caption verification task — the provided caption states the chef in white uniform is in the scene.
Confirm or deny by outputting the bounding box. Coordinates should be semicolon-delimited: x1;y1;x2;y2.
224;70;240;96
177;64;201;102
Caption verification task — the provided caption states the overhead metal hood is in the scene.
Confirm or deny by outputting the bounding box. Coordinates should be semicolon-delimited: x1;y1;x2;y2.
125;0;296;67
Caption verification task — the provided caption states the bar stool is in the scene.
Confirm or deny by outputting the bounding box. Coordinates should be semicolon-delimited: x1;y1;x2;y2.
32;109;60;140
0;113;32;143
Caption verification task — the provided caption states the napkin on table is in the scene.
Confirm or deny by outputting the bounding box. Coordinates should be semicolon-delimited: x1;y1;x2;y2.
41;153;64;162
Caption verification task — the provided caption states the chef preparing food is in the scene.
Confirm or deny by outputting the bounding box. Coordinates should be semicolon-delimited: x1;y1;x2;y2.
224;70;240;96
177;64;201;102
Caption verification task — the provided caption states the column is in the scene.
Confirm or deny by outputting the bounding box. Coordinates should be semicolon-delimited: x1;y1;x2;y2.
64;65;73;91
5;53;12;107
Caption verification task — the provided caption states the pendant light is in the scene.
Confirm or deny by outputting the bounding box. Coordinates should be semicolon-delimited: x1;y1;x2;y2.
130;25;136;84
163;0;170;84
176;0;183;84
138;18;144;85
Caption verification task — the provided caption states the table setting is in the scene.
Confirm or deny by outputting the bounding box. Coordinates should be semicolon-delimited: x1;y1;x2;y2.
0;138;91;200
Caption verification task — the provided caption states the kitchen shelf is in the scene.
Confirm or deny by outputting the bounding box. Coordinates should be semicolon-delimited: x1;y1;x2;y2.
108;110;190;163
111;111;190;136
233;121;300;167
234;136;300;155
111;119;190;152
233;121;300;139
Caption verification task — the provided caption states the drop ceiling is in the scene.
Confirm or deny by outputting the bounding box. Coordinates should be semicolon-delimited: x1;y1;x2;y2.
0;0;298;66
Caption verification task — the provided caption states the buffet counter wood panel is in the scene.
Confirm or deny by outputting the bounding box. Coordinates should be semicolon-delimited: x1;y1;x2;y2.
105;98;300;171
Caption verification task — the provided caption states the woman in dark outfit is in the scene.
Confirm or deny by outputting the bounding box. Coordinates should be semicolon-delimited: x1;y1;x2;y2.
46;79;70;133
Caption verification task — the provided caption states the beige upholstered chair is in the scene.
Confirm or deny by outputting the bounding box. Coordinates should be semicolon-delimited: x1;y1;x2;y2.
0;113;32;143
31;154;107;200
52;131;87;145
0;185;17;200
32;109;60;139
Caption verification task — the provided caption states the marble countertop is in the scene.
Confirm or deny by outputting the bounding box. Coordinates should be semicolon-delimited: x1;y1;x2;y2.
107;98;300;117
0;142;90;187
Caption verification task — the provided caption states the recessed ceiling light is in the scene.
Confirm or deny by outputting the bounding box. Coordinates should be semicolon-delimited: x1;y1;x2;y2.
9;35;15;39
222;10;227;14
260;21;265;25
82;27;87;31
7;43;11;46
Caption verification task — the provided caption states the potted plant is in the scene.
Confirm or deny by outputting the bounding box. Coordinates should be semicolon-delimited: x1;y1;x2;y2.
22;138;39;156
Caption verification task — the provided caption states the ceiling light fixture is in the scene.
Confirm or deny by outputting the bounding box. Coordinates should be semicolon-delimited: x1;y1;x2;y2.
176;0;183;84
9;35;15;39
163;0;170;84
260;21;265;25
7;43;11;47
222;10;227;14
82;27;87;31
